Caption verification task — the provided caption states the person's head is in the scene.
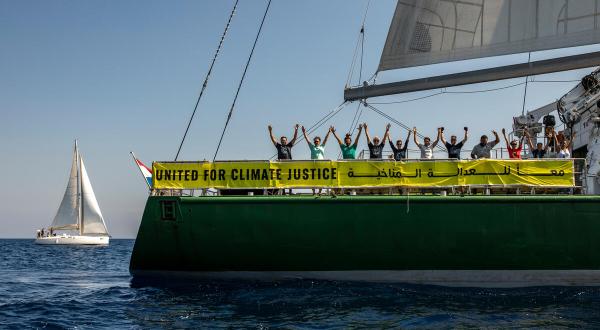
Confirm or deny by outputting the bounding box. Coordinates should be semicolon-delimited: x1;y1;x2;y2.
480;135;488;145
373;136;381;146
536;142;543;150
424;137;431;146
313;136;321;146
280;136;288;145
510;139;518;149
344;134;352;146
450;135;457;145
396;139;403;148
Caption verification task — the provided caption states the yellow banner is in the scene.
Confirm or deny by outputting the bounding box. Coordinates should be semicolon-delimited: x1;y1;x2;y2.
152;160;574;189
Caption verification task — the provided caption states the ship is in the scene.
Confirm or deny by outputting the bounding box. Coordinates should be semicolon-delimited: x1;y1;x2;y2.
130;0;600;287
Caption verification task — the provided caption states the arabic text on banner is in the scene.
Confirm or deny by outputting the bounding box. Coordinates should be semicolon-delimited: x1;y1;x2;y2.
152;159;574;189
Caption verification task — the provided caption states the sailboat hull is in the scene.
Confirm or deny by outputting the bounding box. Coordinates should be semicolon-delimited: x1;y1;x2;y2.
130;195;600;287
35;235;109;245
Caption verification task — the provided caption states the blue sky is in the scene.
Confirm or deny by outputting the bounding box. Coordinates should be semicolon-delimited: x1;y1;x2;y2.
1;0;598;238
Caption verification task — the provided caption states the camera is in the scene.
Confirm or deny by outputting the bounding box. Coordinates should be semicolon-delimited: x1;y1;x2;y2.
440;127;445;132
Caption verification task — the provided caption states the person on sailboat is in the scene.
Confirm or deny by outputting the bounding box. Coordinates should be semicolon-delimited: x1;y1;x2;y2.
363;123;388;159
440;127;468;159
301;126;330;160
471;131;500;159
385;127;410;161
268;124;299;160
502;128;525;159
413;127;440;159
331;124;363;159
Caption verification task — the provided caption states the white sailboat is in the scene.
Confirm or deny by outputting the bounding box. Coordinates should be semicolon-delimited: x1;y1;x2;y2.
36;141;109;245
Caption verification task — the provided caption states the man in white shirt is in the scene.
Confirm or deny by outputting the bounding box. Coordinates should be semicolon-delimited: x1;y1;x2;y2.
413;127;441;159
470;131;500;159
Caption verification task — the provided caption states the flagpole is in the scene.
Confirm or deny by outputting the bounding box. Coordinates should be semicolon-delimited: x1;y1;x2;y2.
130;151;152;191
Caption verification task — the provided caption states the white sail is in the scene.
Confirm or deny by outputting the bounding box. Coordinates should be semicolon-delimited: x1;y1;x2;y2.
379;0;600;71
79;156;109;235
50;144;79;230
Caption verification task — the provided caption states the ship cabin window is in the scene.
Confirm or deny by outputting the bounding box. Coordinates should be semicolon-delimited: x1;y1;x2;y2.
160;201;177;221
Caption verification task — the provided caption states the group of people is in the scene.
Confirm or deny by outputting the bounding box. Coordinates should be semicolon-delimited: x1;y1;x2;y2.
267;124;575;161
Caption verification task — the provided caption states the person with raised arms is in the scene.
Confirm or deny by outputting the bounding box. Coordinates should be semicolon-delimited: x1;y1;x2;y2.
502;128;525;159
331;124;363;159
363;123;387;159
385;125;411;161
440;127;468;159
524;129;550;159
471;130;500;159
301;126;331;160
413;127;441;159
268;124;299;160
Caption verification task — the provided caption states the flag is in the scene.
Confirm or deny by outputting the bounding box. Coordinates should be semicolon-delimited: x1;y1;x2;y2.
131;152;152;189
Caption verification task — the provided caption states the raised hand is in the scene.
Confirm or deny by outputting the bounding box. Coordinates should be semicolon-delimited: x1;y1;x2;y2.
386;123;391;131
501;128;506;135
294;124;300;130
301;126;306;133
413;127;417;133
363;123;368;129
268;124;273;131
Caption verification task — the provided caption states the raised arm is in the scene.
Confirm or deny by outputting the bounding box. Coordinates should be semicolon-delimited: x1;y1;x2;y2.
431;128;441;148
268;125;277;146
383;123;391;143
404;130;411;150
363;123;372;144
491;130;500;146
412;127;421;147
524;130;534;151
440;130;447;145
501;128;510;147
301;126;311;146
322;127;331;146
353;124;363;147
289;124;300;145
331;126;343;145
566;131;576;149
462;127;469;144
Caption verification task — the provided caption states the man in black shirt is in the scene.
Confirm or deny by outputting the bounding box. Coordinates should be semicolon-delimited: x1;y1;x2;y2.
524;129;550;158
364;123;388;159
268;124;299;160
385;127;411;160
440;127;468;159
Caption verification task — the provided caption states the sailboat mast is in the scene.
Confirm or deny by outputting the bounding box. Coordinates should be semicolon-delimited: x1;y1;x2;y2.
76;140;84;236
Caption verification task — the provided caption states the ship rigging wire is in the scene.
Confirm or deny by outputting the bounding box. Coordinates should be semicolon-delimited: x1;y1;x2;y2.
213;0;272;161
368;79;582;105
174;0;239;161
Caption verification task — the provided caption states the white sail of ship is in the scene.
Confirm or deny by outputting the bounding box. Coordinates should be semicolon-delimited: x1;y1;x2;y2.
36;141;109;245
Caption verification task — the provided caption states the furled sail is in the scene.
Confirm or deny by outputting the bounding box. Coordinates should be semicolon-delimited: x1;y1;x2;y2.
79;156;109;235
379;0;600;71
50;145;79;230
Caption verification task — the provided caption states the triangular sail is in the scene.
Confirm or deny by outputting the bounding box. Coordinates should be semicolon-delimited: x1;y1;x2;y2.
50;144;79;230
379;0;600;72
80;156;109;235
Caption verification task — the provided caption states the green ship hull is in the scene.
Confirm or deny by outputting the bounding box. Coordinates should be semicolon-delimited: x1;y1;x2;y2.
130;195;600;287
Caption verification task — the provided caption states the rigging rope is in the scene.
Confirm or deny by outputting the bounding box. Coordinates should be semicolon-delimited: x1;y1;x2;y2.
521;52;532;115
174;0;239;161
345;0;371;88
213;0;272;161
368;78;581;105
363;102;446;151
268;101;349;160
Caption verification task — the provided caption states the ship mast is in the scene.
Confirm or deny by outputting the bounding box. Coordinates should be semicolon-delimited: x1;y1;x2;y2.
76;140;84;236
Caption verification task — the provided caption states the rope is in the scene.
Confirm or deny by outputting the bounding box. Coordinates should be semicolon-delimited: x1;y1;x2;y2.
367;79;583;106
521;52;532;115
174;0;239;161
345;0;371;88
268;101;349;160
364;102;446;151
213;0;272;161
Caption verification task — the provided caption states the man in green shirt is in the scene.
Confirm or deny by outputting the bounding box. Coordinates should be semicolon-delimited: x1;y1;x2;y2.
301;125;331;160
332;124;363;159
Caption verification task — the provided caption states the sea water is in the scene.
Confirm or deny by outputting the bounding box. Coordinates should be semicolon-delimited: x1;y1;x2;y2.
1;239;600;328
